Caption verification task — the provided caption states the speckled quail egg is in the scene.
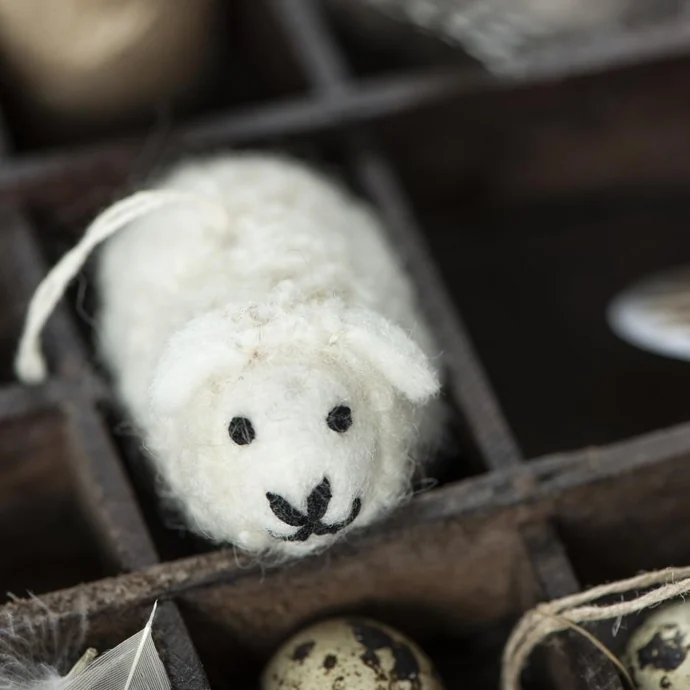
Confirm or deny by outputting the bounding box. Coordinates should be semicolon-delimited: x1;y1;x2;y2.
624;600;690;689
261;616;445;690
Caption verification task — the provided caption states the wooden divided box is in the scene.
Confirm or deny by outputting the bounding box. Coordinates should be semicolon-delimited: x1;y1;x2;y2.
2;1;690;688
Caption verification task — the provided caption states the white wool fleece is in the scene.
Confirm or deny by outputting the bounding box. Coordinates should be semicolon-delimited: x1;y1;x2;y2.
96;153;445;558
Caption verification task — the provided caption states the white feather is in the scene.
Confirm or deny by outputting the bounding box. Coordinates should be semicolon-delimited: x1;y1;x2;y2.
0;603;170;690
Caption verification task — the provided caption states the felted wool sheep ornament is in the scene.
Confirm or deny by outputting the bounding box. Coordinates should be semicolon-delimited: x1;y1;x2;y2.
15;153;444;558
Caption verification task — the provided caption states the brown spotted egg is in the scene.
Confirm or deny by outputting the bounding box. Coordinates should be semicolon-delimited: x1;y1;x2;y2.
261;616;445;690
625;600;690;690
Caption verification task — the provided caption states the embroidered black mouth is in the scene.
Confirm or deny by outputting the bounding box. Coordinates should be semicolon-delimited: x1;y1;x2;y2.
266;477;362;542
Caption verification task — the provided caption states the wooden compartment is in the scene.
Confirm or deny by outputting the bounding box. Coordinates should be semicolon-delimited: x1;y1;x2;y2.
0;394;158;602
0;407;109;600
415;199;690;457
177;509;537;689
542;423;690;588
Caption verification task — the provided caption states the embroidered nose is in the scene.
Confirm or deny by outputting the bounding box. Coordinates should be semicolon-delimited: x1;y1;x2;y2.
267;477;332;527
267;478;362;542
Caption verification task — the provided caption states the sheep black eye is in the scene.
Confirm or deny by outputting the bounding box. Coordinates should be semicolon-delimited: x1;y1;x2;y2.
326;405;352;433
228;417;255;445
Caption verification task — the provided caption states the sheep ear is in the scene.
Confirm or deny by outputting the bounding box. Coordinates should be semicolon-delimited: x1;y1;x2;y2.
341;309;440;403
149;312;247;415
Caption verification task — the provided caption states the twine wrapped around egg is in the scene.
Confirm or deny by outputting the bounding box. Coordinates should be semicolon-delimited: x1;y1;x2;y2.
0;0;217;127
502;565;690;690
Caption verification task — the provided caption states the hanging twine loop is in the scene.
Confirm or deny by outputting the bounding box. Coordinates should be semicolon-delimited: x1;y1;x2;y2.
14;189;229;385
502;565;690;690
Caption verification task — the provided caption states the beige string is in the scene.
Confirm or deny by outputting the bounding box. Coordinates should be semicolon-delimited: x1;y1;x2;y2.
14;189;228;385
502;565;690;690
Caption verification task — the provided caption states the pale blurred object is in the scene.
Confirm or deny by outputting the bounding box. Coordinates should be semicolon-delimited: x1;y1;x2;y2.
0;0;218;126
336;0;690;77
608;265;690;361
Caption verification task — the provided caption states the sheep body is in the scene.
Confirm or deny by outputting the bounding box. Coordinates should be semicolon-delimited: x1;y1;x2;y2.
97;153;443;556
